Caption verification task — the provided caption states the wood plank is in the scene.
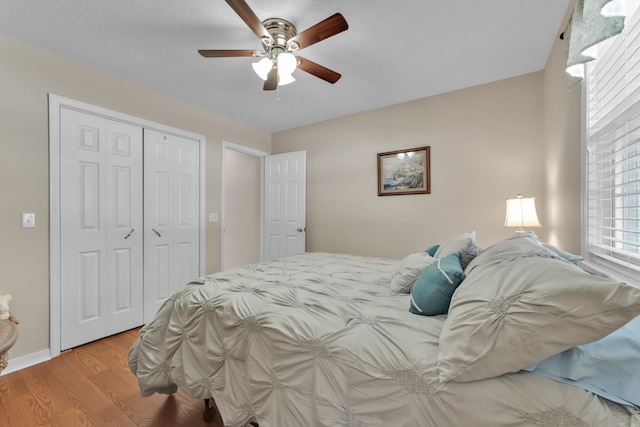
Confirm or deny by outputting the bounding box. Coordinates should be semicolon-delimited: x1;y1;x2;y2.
19;362;70;417
48;406;98;427
0;369;28;403
0;393;51;426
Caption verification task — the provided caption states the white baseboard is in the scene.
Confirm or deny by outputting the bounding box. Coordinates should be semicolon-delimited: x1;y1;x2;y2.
1;349;51;375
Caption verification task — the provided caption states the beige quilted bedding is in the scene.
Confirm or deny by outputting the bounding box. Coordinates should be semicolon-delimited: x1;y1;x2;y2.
129;252;637;427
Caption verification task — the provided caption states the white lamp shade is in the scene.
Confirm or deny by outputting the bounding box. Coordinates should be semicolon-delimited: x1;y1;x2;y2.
504;195;542;232
252;57;272;81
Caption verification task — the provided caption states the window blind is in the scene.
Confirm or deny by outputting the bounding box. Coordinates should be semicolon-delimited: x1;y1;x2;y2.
585;0;640;285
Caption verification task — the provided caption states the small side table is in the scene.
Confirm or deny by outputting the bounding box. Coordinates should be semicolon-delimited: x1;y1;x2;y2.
0;319;19;374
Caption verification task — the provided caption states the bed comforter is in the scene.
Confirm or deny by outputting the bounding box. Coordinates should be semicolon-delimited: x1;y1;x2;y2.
129;251;638;427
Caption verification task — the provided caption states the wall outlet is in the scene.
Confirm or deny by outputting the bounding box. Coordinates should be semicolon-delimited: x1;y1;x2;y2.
209;212;218;222
22;213;35;228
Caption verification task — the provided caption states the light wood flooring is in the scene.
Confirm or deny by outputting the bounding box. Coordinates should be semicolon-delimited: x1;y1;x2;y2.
0;328;224;427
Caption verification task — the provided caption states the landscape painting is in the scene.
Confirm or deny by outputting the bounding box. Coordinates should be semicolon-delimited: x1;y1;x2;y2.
377;146;430;196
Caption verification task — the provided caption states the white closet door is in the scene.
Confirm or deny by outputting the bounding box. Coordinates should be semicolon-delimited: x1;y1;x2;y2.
60;108;143;350
143;129;200;322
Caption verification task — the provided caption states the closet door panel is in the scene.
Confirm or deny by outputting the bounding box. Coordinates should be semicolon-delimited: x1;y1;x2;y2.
105;120;144;335
60;109;144;349
143;130;200;322
60;110;108;350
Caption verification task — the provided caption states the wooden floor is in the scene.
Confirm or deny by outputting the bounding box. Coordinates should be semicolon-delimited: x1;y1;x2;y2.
0;328;224;427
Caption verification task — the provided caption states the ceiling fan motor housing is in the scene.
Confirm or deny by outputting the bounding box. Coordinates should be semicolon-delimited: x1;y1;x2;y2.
261;18;298;55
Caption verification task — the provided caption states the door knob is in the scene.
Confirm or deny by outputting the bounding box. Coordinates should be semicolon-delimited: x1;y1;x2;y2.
297;227;305;232
124;228;134;239
152;228;162;237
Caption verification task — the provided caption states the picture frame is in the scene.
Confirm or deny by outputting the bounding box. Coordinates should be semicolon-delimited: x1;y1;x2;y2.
377;146;430;196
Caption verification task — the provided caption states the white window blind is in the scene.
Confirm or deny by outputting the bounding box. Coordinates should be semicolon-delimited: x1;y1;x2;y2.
585;0;640;285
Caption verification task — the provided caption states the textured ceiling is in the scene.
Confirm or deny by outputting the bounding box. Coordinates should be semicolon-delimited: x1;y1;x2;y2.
0;0;570;133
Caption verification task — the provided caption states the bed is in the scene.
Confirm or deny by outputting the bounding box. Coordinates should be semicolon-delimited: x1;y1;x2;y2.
129;232;640;426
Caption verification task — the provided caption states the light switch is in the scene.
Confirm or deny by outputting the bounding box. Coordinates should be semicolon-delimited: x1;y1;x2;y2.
209;212;218;222
22;213;35;228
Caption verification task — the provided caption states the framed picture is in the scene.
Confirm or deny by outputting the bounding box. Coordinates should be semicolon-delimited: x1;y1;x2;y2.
377;146;430;196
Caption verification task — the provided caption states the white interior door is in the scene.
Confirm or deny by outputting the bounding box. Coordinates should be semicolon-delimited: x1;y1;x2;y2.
263;150;306;260
60;108;143;350
143;129;200;322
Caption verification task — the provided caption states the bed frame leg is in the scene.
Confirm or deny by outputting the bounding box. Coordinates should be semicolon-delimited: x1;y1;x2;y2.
203;398;216;423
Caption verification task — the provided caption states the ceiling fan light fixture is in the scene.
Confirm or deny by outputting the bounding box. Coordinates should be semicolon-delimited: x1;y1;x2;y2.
198;1;348;91
277;52;297;75
278;72;296;86
252;57;273;80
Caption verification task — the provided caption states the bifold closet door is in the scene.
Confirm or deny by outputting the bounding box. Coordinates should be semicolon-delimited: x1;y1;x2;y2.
143;129;200;322
60;108;144;350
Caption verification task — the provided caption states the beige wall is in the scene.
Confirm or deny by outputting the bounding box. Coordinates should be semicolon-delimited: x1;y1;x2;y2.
223;149;262;269
0;34;270;360
272;72;547;259
542;16;583;254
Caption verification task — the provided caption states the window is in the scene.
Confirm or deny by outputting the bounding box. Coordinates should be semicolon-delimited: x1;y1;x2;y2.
584;0;640;286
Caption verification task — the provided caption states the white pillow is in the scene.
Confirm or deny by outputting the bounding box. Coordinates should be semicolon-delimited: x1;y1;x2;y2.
434;231;476;259
389;252;436;293
437;235;640;383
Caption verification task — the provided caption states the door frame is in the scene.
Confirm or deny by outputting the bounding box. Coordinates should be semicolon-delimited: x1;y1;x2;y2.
49;94;206;358
220;141;269;271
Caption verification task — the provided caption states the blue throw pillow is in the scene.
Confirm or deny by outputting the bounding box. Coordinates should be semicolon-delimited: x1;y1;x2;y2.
409;253;464;316
425;244;440;257
527;316;640;408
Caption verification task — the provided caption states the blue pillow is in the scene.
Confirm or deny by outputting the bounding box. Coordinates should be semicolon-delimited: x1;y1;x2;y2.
409;253;464;316
527;316;640;408
425;244;440;257
542;243;584;266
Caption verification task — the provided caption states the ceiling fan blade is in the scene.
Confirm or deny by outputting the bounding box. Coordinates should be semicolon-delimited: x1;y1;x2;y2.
296;56;341;84
287;13;348;50
263;67;278;90
225;0;273;44
198;49;258;58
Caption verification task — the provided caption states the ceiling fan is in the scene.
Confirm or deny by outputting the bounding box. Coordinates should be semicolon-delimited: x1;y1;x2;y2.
198;0;348;90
